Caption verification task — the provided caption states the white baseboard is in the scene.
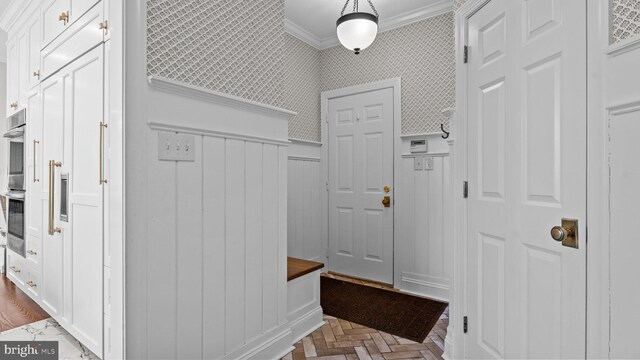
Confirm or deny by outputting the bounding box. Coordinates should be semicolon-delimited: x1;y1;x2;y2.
443;332;455;360
290;306;324;344
227;324;293;360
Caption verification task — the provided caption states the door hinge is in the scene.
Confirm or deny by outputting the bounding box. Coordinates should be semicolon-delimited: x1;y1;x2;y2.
326;182;329;191
463;45;469;64
326;248;330;258
463;316;468;333
463;181;468;198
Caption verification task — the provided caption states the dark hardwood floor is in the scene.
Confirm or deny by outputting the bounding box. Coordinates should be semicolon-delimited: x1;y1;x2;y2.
0;273;49;333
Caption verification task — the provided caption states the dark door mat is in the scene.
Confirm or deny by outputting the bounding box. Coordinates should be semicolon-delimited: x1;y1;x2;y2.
321;276;447;343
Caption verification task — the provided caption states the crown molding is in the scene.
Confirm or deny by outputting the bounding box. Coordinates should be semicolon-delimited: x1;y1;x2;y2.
0;0;34;33
285;0;453;50
284;19;325;49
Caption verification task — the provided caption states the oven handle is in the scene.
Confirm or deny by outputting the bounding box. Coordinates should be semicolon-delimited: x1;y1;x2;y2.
48;160;62;235
3;127;24;139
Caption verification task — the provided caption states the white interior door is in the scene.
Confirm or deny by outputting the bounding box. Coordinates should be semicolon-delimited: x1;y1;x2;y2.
465;0;587;358
328;87;394;284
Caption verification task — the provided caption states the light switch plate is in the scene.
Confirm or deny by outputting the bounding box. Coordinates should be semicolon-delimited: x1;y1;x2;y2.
424;157;434;170
414;156;424;171
158;131;195;161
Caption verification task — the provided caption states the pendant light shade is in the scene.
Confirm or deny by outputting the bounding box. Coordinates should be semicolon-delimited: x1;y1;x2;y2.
336;0;379;54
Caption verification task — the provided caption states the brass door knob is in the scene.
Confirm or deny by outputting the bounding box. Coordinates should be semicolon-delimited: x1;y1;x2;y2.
550;226;569;242
550;218;579;249
384;186;390;193
382;196;391;208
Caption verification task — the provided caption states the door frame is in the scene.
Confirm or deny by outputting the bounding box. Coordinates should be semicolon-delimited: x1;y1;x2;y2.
320;78;402;286
449;0;607;359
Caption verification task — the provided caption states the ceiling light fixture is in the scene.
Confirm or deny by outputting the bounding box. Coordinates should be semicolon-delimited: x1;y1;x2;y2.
336;0;379;55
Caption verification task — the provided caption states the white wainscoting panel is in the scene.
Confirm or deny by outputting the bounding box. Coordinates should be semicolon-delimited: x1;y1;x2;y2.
396;135;451;301
125;69;294;359
288;140;323;262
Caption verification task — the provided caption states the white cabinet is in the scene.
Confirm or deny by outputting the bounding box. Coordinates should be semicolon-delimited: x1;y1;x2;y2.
27;17;42;89
25;87;43;275
41;0;102;48
40;70;65;319
4;1;117;357
41;44;105;357
6;38;18;116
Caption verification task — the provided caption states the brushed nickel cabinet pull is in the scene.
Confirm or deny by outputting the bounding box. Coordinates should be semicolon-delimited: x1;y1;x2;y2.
27;250;37;255
26;280;37;287
9;266;20;273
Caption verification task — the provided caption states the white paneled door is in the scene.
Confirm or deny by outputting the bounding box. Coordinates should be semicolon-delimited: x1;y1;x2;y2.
328;87;394;284
465;0;586;358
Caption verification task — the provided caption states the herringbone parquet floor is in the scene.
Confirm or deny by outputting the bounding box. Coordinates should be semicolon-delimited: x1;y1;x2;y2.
282;310;448;360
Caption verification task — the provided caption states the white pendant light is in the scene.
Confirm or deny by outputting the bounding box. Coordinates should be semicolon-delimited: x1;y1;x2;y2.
337;0;379;54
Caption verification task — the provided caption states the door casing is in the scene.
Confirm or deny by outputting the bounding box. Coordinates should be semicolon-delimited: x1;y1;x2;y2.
320;78;402;287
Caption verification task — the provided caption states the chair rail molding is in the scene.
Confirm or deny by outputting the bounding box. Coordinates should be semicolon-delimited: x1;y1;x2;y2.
148;76;297;120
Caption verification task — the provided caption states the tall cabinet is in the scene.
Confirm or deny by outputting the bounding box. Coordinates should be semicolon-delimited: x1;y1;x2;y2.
2;0;122;358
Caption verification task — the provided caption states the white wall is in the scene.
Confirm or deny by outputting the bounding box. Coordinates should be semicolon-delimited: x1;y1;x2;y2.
396;135;451;301
125;2;294;359
288;141;323;262
287;132;452;300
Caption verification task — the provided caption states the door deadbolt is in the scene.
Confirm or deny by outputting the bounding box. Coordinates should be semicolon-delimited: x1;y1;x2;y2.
550;218;578;249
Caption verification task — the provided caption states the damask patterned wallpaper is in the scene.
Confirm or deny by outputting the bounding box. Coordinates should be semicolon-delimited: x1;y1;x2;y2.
147;0;286;108
284;35;322;141
320;13;456;135
611;0;640;43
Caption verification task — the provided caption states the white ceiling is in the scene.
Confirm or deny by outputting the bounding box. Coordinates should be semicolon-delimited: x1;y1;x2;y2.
285;0;452;49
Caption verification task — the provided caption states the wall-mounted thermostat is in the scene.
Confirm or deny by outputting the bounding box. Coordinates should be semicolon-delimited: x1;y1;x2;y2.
410;139;428;153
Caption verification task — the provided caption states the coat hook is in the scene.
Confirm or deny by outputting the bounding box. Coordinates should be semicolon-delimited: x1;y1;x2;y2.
441;123;450;139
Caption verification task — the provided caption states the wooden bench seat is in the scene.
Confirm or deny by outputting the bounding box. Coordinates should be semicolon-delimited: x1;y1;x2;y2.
287;257;324;281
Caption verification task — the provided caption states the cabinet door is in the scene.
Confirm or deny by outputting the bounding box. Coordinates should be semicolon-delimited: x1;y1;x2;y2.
26;87;43;274
60;44;104;357
40;70;65;318
72;0;100;20
7;38;18;115
28;17;41;89
42;0;71;47
18;31;29;107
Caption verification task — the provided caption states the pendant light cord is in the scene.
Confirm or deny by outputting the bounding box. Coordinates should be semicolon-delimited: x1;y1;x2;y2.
340;0;379;17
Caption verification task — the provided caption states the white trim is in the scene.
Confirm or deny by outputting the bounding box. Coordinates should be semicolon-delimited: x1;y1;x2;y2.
606;35;640;57
288;155;321;162
401;152;449;158
0;0;33;33
321;77;402;285
284;0;453;50
608;99;640;115
284;19;326;49
148;121;291;146
289;138;323;146
148;76;297;120
400;132;445;140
